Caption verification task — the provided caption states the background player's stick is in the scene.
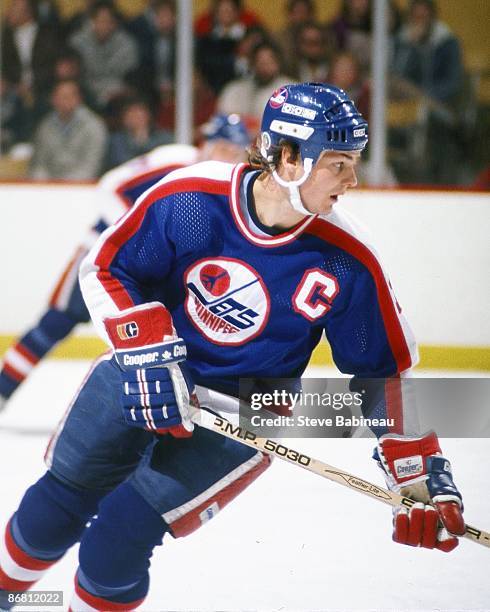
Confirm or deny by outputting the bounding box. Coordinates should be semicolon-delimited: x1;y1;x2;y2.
192;405;490;549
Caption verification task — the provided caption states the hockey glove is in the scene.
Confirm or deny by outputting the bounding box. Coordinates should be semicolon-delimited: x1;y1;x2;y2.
104;302;194;437
374;432;465;552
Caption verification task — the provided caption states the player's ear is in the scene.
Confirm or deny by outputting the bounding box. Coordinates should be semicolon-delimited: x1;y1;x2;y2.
280;144;301;177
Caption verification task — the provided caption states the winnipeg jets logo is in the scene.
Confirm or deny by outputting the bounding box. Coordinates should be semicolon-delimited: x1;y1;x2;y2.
269;87;288;108
185;258;270;345
199;264;231;296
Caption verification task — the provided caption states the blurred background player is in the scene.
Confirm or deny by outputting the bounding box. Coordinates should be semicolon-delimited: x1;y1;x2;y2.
0;113;251;413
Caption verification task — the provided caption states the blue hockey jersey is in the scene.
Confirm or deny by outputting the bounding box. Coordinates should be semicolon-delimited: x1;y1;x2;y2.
81;161;418;432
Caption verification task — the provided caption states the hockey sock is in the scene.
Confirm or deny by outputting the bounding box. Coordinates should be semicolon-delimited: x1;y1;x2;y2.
72;481;168;611
0;472;104;595
0;308;80;399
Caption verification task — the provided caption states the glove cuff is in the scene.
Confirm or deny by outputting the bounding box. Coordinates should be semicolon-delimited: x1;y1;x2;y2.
376;431;441;486
115;339;187;370
426;455;463;509
104;302;175;350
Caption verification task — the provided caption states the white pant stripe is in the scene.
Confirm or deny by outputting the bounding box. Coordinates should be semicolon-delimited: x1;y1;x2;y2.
4;348;35;376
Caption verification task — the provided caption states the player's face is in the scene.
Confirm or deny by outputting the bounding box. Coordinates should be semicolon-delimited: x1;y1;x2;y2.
298;150;360;214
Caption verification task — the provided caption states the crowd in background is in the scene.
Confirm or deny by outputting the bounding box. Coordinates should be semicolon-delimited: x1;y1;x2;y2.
0;0;488;186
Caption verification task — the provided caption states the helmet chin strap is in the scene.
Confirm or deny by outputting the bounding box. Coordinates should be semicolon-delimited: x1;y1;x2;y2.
272;158;314;216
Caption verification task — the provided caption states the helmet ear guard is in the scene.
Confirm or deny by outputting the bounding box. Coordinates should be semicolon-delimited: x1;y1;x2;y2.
260;82;368;214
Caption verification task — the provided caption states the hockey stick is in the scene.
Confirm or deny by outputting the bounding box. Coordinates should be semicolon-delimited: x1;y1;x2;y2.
192;406;490;549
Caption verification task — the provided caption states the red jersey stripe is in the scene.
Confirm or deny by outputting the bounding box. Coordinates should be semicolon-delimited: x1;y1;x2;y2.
115;164;184;208
306;217;412;373
94;176;230;311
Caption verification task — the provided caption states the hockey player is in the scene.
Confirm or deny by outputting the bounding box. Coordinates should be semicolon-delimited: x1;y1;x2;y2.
0;113;251;412
0;84;465;611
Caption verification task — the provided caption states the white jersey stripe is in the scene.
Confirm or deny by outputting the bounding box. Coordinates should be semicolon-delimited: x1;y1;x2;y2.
229;164;316;247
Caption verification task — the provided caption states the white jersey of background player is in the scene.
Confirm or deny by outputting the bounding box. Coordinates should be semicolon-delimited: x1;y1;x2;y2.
0;114;251;411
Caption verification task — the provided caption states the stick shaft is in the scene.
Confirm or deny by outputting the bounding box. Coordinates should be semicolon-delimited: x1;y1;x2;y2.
194;409;490;549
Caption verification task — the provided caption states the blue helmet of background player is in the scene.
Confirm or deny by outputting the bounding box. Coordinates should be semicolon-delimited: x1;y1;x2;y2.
201;113;251;147
260;82;368;164
259;82;368;215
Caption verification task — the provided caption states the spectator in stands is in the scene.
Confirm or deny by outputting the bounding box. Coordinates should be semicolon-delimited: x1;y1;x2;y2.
53;48;84;82
29;79;108;180
0;78;28;154
156;68;217;134
194;0;261;37
328;0;372;70
234;25;270;78
52;48;98;109
392;0;464;183
36;0;62;30
69;1;138;110
63;0;99;38
328;52;370;119
1;0;61;126
196;0;263;93
34;48;98;120
128;0;176;104
217;41;294;122
105;97;173;170
290;22;331;83
275;0;317;76
393;0;463;105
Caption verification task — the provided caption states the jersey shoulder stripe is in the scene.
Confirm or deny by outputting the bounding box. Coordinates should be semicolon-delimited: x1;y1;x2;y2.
97;144;198;194
306;209;417;373
114;164;184;207
91;163;237;311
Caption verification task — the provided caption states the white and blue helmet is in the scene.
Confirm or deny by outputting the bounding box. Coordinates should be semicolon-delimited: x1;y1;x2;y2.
260;82;368;214
260;82;368;161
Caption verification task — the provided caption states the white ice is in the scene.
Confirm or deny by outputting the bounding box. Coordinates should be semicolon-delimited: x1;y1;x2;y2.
0;360;489;612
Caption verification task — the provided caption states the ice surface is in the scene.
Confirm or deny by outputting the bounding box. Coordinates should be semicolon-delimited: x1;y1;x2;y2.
0;361;489;611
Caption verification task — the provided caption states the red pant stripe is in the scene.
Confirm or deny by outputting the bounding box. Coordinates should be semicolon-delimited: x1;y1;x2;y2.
74;578;145;611
4;521;57;571
0;565;36;591
15;343;40;365
170;454;271;538
2;362;24;383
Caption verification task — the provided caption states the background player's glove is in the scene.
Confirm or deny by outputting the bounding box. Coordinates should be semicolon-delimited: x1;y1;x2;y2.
104;302;194;437
373;432;465;552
